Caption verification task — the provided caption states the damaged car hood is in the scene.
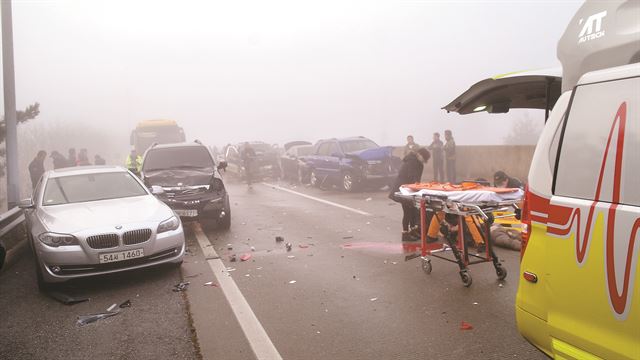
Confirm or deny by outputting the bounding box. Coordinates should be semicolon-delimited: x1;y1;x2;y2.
143;168;214;187
346;146;395;161
38;196;172;234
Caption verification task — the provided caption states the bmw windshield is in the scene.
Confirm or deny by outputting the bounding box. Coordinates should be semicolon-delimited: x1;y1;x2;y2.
43;172;148;206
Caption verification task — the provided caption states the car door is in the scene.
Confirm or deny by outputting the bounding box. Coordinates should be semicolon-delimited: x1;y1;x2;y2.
442;68;562;121
325;141;342;180
548;75;639;359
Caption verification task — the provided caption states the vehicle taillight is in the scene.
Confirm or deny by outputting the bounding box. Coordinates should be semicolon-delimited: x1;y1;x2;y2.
519;184;532;262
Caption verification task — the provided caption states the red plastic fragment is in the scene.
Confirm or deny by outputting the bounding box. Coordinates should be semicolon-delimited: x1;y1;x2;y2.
460;321;473;330
240;253;252;262
299;244;309;249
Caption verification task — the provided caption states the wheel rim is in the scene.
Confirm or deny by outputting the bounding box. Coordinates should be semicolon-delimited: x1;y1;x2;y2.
310;171;317;186
343;174;353;191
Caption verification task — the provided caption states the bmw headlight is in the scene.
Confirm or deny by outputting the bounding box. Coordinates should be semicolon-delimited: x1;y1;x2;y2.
38;232;79;247
158;215;180;234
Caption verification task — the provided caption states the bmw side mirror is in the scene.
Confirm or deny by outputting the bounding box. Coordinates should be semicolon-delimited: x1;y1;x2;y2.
150;185;165;195
18;198;34;209
217;161;228;171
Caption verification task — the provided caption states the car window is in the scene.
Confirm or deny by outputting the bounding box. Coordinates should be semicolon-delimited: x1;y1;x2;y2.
327;142;341;156
297;146;314;156
555;77;640;206
144;146;214;171
43;172;148;206
317;143;331;156
339;139;378;153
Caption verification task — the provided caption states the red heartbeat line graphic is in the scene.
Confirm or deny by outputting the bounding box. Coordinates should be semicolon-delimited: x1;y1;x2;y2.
534;102;639;316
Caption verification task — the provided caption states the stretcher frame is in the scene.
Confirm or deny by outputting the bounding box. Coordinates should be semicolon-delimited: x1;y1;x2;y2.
396;191;520;287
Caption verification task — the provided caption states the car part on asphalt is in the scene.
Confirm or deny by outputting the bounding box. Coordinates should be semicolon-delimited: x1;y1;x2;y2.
48;291;90;305
172;281;190;292
77;311;120;326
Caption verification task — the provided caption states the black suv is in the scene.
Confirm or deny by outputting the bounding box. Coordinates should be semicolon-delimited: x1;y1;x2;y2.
140;141;231;229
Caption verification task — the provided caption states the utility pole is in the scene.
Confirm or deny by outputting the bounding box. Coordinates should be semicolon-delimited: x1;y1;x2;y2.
1;0;19;208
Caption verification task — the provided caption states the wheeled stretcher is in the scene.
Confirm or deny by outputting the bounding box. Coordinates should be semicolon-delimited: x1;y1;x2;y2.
395;184;523;287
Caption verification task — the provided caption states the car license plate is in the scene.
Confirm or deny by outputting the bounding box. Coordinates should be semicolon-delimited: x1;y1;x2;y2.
175;209;198;217
99;248;144;264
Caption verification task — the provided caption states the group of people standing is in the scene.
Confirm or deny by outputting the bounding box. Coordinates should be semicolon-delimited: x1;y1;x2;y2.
404;130;456;184
391;130;456;241
28;148;107;189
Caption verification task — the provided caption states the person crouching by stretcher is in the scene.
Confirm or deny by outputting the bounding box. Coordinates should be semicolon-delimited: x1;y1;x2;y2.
389;147;431;241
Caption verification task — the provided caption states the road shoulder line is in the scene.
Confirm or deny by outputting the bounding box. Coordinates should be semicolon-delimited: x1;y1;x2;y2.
262;182;372;216
193;224;283;360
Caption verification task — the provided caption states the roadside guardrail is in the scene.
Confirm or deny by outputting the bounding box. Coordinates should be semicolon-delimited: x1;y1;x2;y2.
0;207;27;271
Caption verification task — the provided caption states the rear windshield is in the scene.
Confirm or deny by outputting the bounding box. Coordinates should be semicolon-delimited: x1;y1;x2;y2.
339;140;378;153
43;172;148;206
297;146;314;156
143;147;214;171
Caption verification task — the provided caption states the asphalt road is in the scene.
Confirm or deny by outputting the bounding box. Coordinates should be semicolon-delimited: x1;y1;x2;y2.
0;179;547;360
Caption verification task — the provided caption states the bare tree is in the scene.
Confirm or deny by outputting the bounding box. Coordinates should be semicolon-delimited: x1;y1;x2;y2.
503;111;543;145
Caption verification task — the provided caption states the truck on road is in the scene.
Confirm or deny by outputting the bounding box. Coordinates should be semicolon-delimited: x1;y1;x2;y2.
130;119;186;154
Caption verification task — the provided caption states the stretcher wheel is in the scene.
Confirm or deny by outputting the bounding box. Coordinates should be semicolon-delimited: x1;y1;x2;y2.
495;264;507;280
460;270;472;287
421;258;432;274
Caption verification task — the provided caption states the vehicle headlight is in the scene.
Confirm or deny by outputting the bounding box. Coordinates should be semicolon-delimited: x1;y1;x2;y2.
210;178;225;191
38;232;79;247
158;215;180;234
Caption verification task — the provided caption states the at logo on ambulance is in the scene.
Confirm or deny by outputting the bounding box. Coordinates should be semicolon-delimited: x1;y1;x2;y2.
578;10;607;44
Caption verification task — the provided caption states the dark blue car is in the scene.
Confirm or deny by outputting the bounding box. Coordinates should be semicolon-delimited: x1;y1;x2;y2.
305;136;400;192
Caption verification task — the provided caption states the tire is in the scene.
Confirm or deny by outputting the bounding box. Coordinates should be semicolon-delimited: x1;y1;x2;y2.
310;170;319;187
218;208;231;230
421;258;432;275
460;270;473;287
342;172;357;192
496;264;507;280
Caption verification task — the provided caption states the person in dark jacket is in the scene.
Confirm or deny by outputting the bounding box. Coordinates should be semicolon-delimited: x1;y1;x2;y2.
50;151;67;169
77;148;91;166
389;147;431;241
67;148;77;167
29;150;47;190
444;129;456;183
428;132;444;183
241;143;257;187
493;170;523;189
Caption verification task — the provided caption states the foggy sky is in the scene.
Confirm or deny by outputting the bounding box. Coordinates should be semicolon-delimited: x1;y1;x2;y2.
3;0;582;149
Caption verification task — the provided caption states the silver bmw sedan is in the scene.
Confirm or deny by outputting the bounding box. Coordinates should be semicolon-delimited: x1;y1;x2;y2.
20;166;185;290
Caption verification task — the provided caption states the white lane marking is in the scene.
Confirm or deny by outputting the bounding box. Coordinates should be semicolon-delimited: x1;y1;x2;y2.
193;224;283;360
262;182;372;216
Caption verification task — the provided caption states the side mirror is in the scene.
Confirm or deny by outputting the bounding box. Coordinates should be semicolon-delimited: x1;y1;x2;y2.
18;198;34;209
217;161;228;171
150;185;165;195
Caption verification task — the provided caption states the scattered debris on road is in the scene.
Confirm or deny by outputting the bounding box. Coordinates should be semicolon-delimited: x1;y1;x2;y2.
184;273;203;278
226;267;236;272
172;281;190;292
342;236;354;240
298;244;309;248
250;246;256;251
288;280;297;284
119;300;131;308
47;291;89;305
287;255;296;259
229;254;237;262
275;236;284;242
227;244;233;250
365;197;372;201
204;281;218;287
240;253;252;261
76;311;119;326
460;321;473;330
286;243;292;252
370;297;378;302
107;303;118;312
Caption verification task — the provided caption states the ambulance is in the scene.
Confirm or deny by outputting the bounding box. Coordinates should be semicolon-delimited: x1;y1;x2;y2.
443;1;639;358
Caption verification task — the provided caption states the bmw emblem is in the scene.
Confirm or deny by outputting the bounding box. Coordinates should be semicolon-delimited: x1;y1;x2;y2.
115;225;123;230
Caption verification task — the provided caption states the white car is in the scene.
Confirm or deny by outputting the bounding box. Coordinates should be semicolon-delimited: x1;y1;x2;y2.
20;166;185;290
